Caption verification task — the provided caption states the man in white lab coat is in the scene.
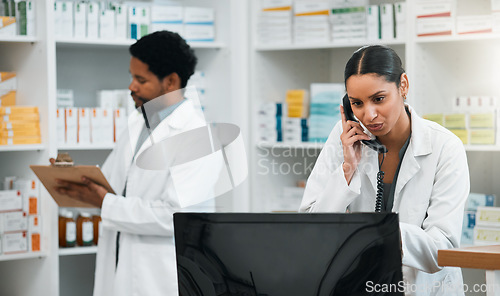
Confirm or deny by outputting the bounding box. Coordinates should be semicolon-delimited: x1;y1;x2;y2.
55;31;207;296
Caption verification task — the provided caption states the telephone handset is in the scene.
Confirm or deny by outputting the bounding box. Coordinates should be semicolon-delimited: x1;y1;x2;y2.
342;94;387;212
342;94;388;154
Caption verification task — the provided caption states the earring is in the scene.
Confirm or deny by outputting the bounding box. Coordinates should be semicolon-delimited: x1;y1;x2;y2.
403;94;407;100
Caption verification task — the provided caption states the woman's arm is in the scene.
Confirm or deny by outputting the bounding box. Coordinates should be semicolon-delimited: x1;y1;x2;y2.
400;136;469;273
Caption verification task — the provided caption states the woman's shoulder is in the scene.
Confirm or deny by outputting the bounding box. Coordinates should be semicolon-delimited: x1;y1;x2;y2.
417;115;464;149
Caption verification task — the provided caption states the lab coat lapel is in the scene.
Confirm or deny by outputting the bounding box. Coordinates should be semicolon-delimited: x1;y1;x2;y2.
134;100;193;158
394;106;432;198
360;146;380;193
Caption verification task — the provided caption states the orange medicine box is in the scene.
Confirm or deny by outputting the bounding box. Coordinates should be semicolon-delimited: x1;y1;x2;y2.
0;106;39;115
0;136;42;145
0;121;39;130
0;90;16;106
1;113;40;122
0;72;16;90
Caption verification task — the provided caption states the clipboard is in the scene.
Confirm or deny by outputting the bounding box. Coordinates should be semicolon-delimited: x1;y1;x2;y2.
30;165;115;208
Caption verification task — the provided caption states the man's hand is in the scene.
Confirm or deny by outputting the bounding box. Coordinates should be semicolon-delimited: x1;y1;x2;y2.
55;177;108;208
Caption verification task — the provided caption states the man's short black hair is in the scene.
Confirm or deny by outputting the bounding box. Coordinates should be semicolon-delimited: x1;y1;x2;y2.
129;31;197;88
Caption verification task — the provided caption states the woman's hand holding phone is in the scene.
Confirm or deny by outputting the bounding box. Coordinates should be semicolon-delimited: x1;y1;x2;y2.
340;105;371;184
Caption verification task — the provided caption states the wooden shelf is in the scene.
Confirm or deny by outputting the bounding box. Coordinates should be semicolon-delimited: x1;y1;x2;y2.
59;246;98;256
438;245;500;270
0;144;45;152
56;38;225;49
0;252;46;262
255;40;405;51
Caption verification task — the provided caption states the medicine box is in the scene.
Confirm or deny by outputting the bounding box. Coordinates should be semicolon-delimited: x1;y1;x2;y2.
466;193;495;211
417;17;453;37
114;3;128;39
444;113;467;129
56;108;65;145
457;15;493;35
474;226;500;246
28;215;41;233
74;2;87;38
461;210;475;246
469;129;495;145
476;206;500;227
0;190;22;212
423;114;444;126
151;6;183;36
0;90;16;106
65;107;78;145
87;2;99;39
0;72;16;90
0;16;16;36
3;231;27;254
2;211;28;232
78;108;91;145
14;178;40;216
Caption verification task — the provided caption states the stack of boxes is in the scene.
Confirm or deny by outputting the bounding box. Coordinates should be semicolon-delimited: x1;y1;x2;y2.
1;178;41;255
415;0;453;37
474;206;500;245
308;83;343;143
0;0;35;36
293;0;330;44
462;193;495;245
425;96;499;145
256;0;406;46
0;72;41;146
52;2;216;42
183;7;215;43
331;0;368;43
151;6;183;37
57;107;123;147
258;102;284;142
286;89;309;118
257;0;293;45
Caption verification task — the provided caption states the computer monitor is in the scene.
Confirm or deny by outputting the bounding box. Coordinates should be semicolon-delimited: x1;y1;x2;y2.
174;213;403;296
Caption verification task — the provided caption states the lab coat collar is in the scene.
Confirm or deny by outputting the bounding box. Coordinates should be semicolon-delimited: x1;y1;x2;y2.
359;104;430;196
135;100;200;158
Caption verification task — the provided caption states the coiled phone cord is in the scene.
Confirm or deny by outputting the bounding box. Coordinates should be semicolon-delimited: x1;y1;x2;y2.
375;152;386;213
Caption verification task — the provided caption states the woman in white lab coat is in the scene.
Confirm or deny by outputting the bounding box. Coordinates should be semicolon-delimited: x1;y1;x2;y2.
300;45;469;296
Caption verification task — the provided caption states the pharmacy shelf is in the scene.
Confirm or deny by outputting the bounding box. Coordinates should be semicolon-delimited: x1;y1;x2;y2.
416;33;500;44
257;141;325;149
255;40;405;51
0;35;37;43
57;144;115;151
258;143;500;152
0;252;46;262
0;144;45;152
58;246;97;256
464;145;500;152
56;38;225;49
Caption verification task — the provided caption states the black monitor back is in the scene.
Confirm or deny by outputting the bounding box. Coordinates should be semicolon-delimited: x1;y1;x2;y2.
174;213;403;296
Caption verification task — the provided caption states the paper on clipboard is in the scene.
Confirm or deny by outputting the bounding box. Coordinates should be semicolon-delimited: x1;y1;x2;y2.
30;165;115;208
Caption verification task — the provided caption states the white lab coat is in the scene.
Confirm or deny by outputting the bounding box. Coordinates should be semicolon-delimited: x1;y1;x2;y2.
300;105;470;296
93;100;209;296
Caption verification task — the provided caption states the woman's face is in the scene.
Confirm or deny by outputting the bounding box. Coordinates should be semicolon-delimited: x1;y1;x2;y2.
345;73;408;138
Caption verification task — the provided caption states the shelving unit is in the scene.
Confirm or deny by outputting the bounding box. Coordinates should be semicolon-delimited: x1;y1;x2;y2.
59;246;97;256
0;144;45;152
0;0;250;295
0;252;47;262
255;40;405;51
0;36;38;43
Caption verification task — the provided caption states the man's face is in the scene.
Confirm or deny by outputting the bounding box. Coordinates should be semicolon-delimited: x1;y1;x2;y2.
128;57;166;108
